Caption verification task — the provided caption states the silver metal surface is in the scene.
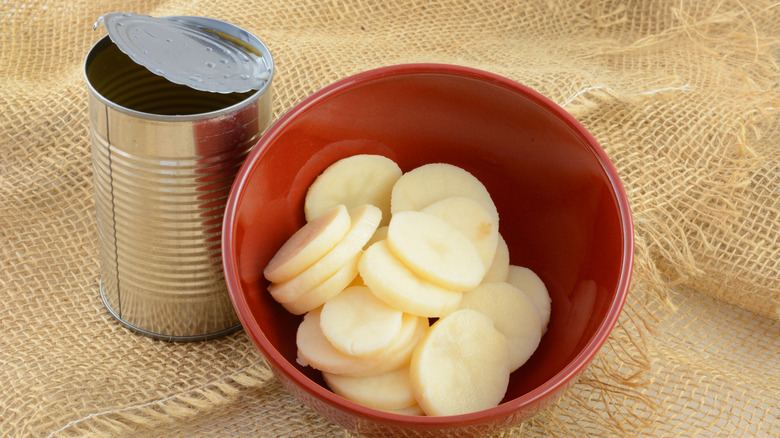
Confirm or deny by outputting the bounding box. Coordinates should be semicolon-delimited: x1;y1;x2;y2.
84;17;273;340
95;13;272;94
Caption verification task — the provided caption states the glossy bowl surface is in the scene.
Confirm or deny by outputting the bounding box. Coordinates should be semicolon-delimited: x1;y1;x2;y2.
222;64;633;437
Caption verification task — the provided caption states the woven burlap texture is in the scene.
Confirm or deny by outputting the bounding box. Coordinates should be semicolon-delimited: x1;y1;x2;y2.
1;0;778;436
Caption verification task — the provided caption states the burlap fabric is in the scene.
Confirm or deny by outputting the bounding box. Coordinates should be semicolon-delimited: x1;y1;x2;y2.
1;0;778;436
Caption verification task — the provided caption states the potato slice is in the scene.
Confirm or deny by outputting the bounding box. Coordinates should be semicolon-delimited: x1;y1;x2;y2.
386;211;485;291
390;163;499;225
482;233;509;283
269;204;381;304
323;365;417;411
506;265;551;333
297;308;427;377
410;309;510;416
264;204;351;283
305;154;401;226
422;196;499;270
383;404;425;416
280;252;360;315
359;240;462;318
320;286;404;357
459;282;542;371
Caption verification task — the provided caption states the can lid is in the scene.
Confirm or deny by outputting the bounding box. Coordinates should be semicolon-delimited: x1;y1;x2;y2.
95;12;271;94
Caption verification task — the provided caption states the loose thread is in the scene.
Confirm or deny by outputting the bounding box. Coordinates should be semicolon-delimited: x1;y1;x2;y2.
639;84;692;95
561;85;614;107
561;84;693;107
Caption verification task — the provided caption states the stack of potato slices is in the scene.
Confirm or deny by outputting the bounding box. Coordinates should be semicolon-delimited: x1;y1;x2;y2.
263;155;551;416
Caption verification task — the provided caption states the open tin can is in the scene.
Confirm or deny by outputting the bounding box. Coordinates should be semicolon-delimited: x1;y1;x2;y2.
84;13;274;341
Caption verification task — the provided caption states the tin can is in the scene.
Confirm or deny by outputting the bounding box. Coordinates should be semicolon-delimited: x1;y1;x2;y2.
84;14;274;340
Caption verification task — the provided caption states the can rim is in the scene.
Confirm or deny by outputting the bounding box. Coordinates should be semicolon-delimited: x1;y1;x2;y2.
84;15;274;122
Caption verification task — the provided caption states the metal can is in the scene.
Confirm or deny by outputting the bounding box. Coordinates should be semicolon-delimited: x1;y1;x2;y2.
84;14;274;340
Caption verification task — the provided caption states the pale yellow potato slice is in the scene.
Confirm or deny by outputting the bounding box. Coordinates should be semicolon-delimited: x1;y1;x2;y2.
410;309;510;416
422;196;499;271
506;265;551;334
264;204;351;283
386;211;485;291
320;286;404;357
390;163;499;225
459;282;542;372
269;204;381;304
305;154;401;226
323;365;417;411
280;252;360;315
383;404;425;416
296;308;427;377
359;240;462;318
482;233;509;283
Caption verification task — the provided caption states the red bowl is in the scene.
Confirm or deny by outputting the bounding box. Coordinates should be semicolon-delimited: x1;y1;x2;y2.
222;64;633;437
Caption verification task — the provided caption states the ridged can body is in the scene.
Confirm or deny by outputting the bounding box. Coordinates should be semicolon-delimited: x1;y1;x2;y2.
84;26;273;340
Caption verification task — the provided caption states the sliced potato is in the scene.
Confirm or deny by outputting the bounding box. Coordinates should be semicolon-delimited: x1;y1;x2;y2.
410;309;510;416
459;282;542;371
297;308;427;377
359;240;462;318
323;365;416;411
386;211;485;291
264;204;351;284
267;157;553;418
280;252;360;315
269;204;381;304
482;233;509;283
320;286;404;357
305;154;401;225
383;404;425;416
506;265;551;333
422;196;499;270
390;163;498;225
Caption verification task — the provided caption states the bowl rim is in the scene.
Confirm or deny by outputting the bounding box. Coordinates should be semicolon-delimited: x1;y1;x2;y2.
222;63;634;426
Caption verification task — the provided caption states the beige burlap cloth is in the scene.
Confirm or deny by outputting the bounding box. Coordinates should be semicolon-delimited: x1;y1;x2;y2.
2;0;778;436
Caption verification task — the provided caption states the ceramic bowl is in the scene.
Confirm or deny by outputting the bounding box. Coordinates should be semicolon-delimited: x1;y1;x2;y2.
222;64;633;437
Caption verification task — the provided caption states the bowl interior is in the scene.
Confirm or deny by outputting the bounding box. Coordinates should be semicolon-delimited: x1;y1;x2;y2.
224;65;631;421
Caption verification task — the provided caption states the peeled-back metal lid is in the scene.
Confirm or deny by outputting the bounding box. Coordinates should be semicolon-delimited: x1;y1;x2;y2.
95;12;272;94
